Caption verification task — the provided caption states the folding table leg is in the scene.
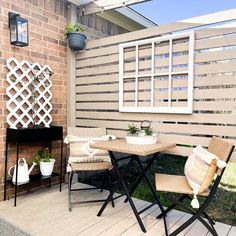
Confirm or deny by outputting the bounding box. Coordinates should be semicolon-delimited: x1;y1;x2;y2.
124;154;157;203
97;152;147;233
97;155;135;216
135;156;168;236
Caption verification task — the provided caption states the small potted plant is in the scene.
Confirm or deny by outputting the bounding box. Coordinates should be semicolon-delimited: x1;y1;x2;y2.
144;127;153;136
127;123;139;136
29;70;53;128
126;121;158;145
33;148;55;176
65;23;87;51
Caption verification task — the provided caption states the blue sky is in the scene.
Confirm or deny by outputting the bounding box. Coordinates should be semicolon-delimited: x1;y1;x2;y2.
132;0;236;25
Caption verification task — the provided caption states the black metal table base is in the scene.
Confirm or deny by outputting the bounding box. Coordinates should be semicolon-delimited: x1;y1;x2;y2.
97;152;168;234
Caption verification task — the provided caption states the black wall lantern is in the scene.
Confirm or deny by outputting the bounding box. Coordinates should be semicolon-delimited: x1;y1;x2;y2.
8;12;29;47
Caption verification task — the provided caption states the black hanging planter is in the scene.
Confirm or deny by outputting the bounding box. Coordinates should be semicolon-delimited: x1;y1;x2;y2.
67;32;87;51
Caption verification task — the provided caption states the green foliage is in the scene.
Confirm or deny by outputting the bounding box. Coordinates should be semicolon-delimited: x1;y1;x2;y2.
127;123;139;135
65;23;85;36
144;127;153;136
33;70;53;82
33;148;54;165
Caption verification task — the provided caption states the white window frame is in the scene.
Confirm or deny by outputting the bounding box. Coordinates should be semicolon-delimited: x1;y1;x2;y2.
119;31;195;114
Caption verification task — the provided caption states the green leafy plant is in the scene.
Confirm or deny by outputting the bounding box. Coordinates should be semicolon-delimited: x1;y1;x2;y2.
65;23;85;36
144;127;153;136
128;123;139;135
33;148;54;165
29;70;53;127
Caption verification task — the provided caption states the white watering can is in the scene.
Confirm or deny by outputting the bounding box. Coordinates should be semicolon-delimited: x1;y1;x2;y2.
8;158;36;185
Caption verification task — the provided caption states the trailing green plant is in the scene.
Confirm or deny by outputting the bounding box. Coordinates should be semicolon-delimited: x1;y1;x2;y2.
65;23;85;36
144;127;153;136
29;70;53;127
33;148;54;165
127;123;139;135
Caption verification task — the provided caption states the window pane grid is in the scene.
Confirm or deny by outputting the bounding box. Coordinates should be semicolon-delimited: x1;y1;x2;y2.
119;32;194;114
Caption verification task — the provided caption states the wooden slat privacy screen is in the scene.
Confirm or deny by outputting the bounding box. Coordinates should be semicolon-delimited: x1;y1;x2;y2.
75;20;236;161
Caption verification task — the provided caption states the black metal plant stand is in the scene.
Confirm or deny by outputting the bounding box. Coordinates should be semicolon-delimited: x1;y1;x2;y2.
4;126;63;206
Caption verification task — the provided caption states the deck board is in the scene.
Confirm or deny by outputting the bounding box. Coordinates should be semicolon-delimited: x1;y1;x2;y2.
0;183;234;236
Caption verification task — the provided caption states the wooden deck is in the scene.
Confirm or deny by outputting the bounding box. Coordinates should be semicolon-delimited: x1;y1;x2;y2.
0;183;235;236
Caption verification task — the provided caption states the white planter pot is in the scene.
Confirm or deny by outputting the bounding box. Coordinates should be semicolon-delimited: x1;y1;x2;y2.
126;134;158;145
40;159;55;176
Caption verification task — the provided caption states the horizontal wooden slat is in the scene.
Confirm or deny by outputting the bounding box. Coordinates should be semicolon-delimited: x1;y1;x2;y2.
76;72;236;86
85;22;199;49
76;118;236;136
75;111;236;124
194;61;236;74
77;127;236;161
77;31;236;61
76;58;236;77
84;18;236;50
76;87;236;101
76;48;236;76
76;100;235;111
76;74;119;85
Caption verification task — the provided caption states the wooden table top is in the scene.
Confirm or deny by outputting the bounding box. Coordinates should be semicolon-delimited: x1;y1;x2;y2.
90;139;176;156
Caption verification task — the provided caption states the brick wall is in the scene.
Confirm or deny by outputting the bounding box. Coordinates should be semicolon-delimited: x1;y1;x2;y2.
0;0;135;201
0;0;68;201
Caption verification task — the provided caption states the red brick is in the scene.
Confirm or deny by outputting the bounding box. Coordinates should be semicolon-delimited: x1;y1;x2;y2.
31;12;48;22
0;0;68;201
43;35;58;45
11;4;31;16
43;10;59;21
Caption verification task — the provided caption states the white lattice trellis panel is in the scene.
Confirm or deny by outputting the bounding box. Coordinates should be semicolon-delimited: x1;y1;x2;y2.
6;57;52;129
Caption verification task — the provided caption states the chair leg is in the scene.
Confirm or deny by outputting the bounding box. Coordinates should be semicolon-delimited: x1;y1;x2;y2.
68;171;74;212
100;172;107;192
168;195;218;236
107;170;115;208
186;195;215;226
157;194;188;219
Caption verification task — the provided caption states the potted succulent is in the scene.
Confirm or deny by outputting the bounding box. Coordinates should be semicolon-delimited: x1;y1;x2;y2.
65;23;87;51
33;148;55;176
126;121;158;145
127;123;139;136
144;127;153;136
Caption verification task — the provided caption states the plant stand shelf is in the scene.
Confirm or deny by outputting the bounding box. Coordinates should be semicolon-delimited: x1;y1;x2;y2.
6;172;60;186
4;126;63;206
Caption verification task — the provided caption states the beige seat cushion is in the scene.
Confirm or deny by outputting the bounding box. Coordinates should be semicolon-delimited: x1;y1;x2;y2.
155;174;209;196
70;162;112;172
65;127;113;172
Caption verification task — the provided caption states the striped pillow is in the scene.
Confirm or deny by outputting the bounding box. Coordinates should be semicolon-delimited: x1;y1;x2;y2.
184;145;218;195
67;136;110;163
69;140;108;157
